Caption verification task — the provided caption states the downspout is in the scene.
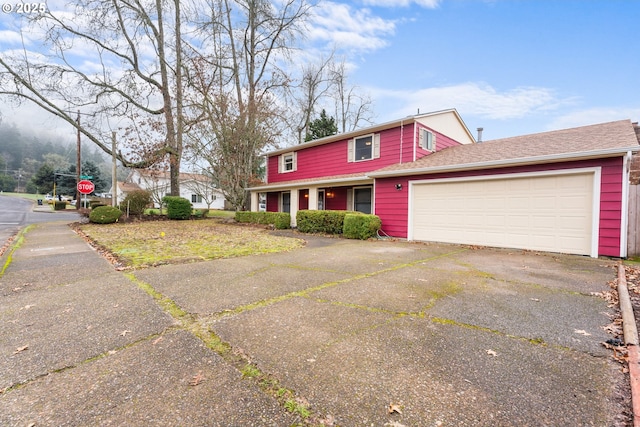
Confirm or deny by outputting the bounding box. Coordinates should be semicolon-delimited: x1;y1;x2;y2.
621;151;632;258
399;120;404;164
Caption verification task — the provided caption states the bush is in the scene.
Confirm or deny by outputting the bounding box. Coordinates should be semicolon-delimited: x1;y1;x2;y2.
53;201;66;211
163;196;192;220
123;190;153;216
343;213;381;240
89;206;123;224
235;211;291;229
296;210;350;235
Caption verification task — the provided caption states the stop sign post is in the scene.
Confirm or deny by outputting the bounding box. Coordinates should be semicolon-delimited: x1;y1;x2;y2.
77;180;94;207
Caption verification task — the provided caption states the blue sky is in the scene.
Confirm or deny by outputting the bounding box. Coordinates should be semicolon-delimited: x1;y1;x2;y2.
0;0;638;142
317;0;640;139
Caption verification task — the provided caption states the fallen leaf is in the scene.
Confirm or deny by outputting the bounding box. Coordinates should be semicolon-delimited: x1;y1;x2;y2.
189;370;205;386
20;305;34;310
120;330;131;337
14;345;28;354
384;422;407;427
574;329;591;336
530;298;540;302
388;403;403;414
486;349;498;357
153;336;164;345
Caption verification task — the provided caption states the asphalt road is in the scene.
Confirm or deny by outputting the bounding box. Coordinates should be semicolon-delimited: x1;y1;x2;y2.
0;195;80;250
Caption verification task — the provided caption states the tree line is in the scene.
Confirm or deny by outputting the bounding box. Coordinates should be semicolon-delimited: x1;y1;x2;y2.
0;0;373;210
0;121;111;195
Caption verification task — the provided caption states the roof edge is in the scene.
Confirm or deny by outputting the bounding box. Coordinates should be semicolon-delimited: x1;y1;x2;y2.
368;146;640;178
247;175;372;192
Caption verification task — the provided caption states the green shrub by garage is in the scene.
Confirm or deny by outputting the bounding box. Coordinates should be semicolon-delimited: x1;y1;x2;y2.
343;213;381;240
235;211;291;229
89;206;123;224
296;210;351;235
163;196;192;220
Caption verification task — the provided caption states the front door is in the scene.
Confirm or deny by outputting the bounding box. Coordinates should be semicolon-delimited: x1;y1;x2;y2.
282;192;291;213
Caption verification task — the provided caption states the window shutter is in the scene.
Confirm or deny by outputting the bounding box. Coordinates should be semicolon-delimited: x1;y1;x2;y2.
373;133;381;159
292;152;297;172
347;139;354;162
347;188;353;210
418;129;424;149
278;155;283;173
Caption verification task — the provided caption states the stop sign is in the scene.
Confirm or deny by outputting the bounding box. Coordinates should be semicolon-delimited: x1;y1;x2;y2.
77;180;95;195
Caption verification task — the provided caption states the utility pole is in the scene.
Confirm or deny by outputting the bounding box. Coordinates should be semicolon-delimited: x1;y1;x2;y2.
76;110;81;209
112;132;117;207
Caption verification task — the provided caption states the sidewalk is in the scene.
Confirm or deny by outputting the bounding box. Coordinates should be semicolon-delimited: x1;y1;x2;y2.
0;220;630;426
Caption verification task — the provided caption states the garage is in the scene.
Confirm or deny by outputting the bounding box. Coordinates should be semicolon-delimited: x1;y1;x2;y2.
408;169;600;257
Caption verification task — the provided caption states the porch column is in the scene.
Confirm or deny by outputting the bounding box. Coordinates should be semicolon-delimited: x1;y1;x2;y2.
308;187;319;210
290;189;299;228
250;191;259;212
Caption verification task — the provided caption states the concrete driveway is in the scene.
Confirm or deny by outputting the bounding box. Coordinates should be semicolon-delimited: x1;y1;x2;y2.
0;222;627;426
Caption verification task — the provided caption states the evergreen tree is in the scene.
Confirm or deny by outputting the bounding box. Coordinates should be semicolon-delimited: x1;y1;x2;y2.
304;109;338;142
31;163;55;194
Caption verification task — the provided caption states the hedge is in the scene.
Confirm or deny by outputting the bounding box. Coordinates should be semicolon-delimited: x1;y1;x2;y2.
296;210;351;235
342;213;381;240
235;211;291;229
89;206;123;224
163;196;192;220
122;190;152;215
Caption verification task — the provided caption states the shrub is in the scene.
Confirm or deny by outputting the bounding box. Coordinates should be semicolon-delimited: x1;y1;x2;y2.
123;190;153;216
235;211;291;229
343;213;381;240
163;196;192;220
296;210;350;235
89;206;123;224
53;201;66;211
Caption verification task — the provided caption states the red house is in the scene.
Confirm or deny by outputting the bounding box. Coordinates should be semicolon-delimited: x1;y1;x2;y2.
248;109;640;258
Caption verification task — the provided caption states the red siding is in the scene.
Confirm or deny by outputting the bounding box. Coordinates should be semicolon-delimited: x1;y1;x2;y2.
299;189;309;210
325;187;349;210
266;124;465;183
374;157;625;257
266;192;279;212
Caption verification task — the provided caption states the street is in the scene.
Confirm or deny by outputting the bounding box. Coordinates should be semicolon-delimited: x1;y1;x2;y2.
0;195;79;251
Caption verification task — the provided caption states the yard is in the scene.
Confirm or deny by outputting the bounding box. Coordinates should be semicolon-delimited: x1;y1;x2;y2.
76;219;304;269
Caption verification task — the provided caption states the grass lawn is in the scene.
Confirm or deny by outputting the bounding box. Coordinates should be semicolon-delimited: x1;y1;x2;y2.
78;219;304;269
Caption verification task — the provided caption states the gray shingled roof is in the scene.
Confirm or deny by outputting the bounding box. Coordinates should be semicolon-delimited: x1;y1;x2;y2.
370;119;640;177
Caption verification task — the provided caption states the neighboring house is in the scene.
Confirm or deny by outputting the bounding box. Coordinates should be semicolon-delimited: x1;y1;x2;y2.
111;169;226;210
248;108;640;258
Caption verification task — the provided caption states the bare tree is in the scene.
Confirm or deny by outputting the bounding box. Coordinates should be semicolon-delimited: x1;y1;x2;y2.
329;59;375;133
184;0;312;210
0;0;187;195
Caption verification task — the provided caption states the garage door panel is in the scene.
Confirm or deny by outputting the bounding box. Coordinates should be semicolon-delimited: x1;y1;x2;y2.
411;172;595;256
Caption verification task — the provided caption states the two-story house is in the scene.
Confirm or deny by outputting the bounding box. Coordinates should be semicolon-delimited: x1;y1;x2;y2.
249;109;640;258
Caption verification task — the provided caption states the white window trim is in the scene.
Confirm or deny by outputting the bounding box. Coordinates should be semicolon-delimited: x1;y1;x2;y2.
419;128;435;152
279;152;297;173
348;133;381;162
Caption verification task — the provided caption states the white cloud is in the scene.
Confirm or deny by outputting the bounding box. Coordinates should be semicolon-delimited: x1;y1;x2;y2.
308;2;396;52
362;0;441;8
371;82;574;121
545;107;640;131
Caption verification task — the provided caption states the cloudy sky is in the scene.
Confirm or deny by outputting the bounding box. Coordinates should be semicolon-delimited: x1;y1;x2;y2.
0;0;638;142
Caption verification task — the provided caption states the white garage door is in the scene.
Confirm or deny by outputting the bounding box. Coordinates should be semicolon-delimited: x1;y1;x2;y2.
409;170;599;256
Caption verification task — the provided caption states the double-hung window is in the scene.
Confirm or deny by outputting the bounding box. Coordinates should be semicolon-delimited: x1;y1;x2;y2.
279;152;297;173
348;133;380;162
419;128;435;151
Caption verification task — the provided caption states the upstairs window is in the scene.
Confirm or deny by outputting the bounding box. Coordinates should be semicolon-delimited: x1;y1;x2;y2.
279;152;297;173
348;133;380;162
419;128;435;151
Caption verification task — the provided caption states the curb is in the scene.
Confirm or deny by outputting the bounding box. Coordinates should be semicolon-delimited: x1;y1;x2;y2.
618;263;640;427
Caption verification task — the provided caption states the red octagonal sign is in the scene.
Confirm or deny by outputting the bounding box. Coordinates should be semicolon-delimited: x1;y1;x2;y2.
77;180;95;195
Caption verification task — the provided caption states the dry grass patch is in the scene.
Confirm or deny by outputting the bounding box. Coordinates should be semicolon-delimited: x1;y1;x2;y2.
77;220;304;269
